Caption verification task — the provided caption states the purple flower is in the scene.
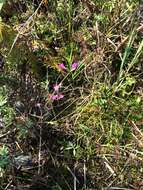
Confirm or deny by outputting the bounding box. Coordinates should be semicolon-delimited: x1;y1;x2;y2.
71;62;78;71
49;94;64;101
47;106;52;111
57;94;64;100
58;63;66;70
53;83;61;92
50;95;58;100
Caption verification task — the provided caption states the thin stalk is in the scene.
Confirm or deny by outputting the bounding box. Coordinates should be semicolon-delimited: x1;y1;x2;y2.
118;28;136;79
126;39;143;73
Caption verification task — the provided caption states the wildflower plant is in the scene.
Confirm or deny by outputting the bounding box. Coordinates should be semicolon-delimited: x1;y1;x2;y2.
0;0;143;189
0;146;9;177
49;61;81;101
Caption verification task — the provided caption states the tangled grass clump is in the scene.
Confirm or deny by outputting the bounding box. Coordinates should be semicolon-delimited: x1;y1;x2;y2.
0;0;143;189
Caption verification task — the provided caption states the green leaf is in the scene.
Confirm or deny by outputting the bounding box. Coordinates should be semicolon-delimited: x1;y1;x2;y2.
72;63;85;80
0;95;7;107
0;0;5;12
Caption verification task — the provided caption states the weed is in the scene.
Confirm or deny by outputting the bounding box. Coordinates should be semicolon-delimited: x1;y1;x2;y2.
0;0;143;189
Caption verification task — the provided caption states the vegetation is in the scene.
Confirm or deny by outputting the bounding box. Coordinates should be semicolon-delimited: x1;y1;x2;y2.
0;0;143;189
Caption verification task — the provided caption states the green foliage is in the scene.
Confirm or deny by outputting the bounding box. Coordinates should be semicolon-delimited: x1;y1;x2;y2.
0;93;7;107
0;145;10;180
16;118;33;139
0;145;9;178
0;0;5;12
0;86;14;126
0;146;9;170
0;0;143;189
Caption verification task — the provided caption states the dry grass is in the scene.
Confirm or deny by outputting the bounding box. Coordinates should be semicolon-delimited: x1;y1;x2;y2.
0;0;143;189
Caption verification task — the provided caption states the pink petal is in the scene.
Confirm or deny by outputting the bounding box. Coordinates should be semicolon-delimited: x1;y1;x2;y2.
50;95;58;100
53;83;61;92
71;62;78;71
58;63;67;70
57;94;64;100
49;93;64;101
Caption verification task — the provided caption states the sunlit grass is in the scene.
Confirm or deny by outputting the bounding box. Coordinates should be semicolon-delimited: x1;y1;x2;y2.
0;0;143;189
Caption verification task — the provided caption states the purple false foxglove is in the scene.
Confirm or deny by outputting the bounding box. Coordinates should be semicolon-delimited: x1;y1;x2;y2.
71;62;78;71
58;63;66;70
53;83;61;92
